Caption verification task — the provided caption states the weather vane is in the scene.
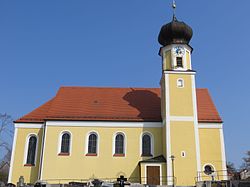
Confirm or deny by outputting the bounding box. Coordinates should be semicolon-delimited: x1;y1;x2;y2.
172;0;177;20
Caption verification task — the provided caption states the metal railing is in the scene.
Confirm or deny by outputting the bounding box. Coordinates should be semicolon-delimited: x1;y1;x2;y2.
195;170;229;182
40;176;176;186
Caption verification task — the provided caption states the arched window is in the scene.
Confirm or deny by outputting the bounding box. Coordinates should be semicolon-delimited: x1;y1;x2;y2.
88;133;97;154
60;132;70;154
115;134;124;155
142;134;152;156
26;136;37;165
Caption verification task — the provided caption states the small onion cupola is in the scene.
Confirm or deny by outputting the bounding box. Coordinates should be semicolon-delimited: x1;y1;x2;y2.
158;16;193;47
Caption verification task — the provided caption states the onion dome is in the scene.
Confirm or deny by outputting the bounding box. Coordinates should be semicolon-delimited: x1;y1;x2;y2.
158;16;193;46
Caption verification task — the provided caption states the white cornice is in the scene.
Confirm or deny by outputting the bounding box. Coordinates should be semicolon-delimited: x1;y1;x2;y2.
163;70;196;75
15;123;44;129
170;116;194;121
13;121;222;129
46;121;163;128
198;123;223;129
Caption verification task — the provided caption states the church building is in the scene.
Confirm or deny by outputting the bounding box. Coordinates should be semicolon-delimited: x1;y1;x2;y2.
8;7;227;187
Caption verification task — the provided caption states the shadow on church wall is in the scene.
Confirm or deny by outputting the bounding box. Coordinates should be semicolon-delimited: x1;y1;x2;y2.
123;89;163;181
128;166;140;183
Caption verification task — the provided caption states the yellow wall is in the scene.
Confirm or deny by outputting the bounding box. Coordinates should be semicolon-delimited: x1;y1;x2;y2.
167;70;197;185
160;50;198;185
11;125;225;185
41;126;163;184
170;122;197;186
162;125;166;159
160;76;167;159
169;74;194;116
10;128;43;184
163;50;171;70
199;128;224;181
186;50;191;70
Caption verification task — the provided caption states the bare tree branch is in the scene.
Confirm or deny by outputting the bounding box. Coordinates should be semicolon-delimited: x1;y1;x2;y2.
241;150;250;169
0;113;13;154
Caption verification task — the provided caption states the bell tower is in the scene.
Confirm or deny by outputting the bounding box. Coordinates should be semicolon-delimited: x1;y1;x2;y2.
159;2;201;186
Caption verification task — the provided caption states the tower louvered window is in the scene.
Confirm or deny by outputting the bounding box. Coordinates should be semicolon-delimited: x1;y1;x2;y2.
88;133;97;154
61;133;70;154
26;136;37;165
176;57;183;67
115;134;124;154
142;134;152;156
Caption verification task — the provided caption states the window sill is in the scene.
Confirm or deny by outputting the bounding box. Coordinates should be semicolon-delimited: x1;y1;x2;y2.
86;153;97;156
141;154;153;157
58;153;70;156
24;164;35;167
113;154;125;157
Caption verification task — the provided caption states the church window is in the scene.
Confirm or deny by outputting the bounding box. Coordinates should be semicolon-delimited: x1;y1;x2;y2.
115;133;125;155
88;133;97;154
60;132;71;155
177;78;184;88
176;57;183;68
181;151;186;157
142;134;152;156
25;135;37;165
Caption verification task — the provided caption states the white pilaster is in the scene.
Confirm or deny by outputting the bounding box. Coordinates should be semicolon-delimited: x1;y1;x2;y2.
191;75;202;181
220;126;228;180
8;127;18;183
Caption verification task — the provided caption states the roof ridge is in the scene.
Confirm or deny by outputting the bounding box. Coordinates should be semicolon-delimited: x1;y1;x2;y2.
59;86;160;89
59;86;209;90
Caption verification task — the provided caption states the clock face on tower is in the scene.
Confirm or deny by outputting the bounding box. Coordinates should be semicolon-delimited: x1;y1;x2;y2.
173;46;185;57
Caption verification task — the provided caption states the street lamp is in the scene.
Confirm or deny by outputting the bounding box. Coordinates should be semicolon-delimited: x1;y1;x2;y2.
170;155;175;187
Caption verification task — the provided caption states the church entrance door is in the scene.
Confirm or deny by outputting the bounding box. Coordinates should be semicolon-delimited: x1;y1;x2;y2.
146;166;160;185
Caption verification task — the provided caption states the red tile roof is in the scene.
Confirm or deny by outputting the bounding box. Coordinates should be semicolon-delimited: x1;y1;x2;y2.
196;89;222;123
15;87;222;123
16;98;54;123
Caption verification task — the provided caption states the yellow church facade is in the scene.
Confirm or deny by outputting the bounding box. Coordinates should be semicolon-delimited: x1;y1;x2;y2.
8;14;227;187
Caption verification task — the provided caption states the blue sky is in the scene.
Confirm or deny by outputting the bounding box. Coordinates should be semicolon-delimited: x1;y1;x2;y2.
0;1;249;168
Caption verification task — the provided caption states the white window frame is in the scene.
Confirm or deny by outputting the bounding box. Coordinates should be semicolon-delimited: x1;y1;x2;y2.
144;164;163;185
177;78;184;88
23;133;39;166
85;131;99;156
57;130;72;155
140;132;154;157
112;131;126;157
181;151;186;157
203;163;216;176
